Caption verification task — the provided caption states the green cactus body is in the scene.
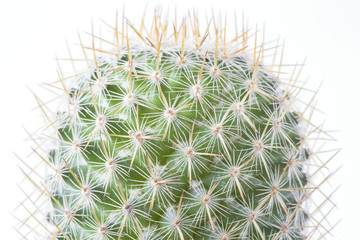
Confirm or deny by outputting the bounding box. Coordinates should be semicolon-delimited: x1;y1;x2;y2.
19;9;336;240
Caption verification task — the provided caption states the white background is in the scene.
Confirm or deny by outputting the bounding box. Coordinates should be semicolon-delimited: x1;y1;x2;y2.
1;0;359;239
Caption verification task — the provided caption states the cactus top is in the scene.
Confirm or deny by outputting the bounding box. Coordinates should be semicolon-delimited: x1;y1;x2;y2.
18;8;337;240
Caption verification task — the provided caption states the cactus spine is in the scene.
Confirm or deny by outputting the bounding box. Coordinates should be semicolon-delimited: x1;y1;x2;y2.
17;8;337;240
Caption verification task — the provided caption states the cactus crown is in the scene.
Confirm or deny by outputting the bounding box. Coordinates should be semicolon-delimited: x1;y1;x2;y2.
17;7;337;240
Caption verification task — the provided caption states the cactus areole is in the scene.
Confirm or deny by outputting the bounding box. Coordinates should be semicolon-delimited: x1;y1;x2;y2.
19;8;336;240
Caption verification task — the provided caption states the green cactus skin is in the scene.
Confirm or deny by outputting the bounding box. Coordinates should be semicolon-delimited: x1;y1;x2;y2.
18;8;337;240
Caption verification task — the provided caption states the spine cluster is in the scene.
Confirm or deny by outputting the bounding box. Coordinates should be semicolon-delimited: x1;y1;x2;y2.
17;8;338;240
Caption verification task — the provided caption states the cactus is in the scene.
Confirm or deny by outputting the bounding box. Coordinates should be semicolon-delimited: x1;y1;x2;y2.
17;7;338;240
